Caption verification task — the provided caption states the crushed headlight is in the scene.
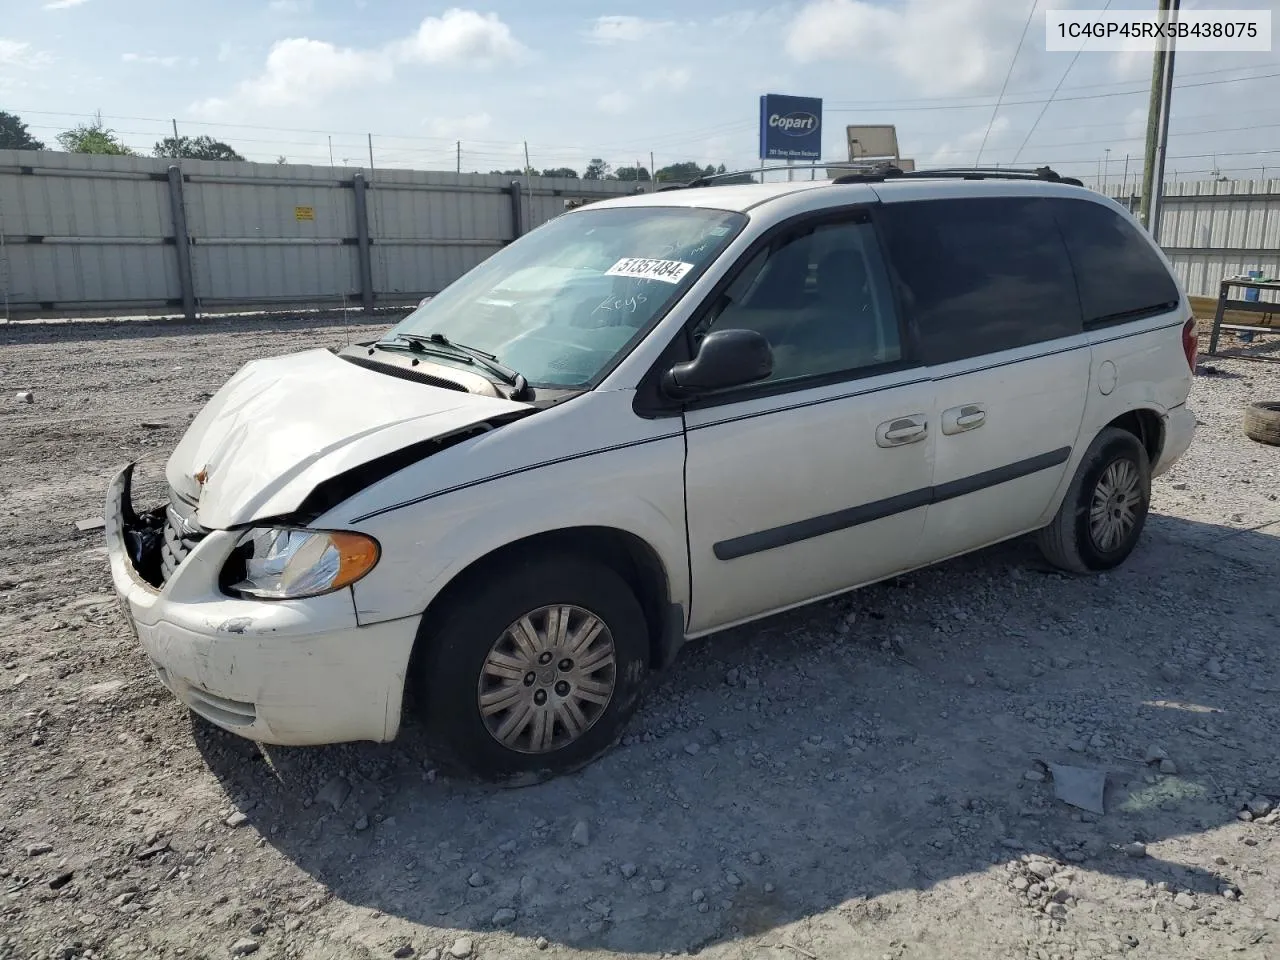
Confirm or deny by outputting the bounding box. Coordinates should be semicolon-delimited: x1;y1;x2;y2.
225;528;380;600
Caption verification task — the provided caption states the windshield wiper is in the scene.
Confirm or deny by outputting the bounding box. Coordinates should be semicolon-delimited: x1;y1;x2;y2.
380;332;528;397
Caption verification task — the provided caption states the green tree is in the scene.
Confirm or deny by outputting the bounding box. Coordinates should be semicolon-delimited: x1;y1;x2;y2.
0;111;45;151
153;135;244;161
56;113;135;155
583;158;610;180
654;160;754;185
654;161;707;183
613;165;651;182
540;167;579;179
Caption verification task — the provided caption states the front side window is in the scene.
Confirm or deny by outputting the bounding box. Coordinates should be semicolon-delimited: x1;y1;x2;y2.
698;219;902;384
877;196;1083;365
382;207;746;388
1049;197;1181;327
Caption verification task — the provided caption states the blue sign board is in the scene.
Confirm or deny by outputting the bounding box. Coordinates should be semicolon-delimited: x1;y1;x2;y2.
759;93;823;161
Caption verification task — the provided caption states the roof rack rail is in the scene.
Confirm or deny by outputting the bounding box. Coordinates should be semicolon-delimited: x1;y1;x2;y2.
657;162;1084;190
832;164;1084;187
658;160;889;190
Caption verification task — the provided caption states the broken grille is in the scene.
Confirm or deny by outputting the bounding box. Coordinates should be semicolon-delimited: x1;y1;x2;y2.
160;489;206;583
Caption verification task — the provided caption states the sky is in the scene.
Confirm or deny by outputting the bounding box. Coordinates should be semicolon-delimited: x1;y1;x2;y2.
1;0;1277;187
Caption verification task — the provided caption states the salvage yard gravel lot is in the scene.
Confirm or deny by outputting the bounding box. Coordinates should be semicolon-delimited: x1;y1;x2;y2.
1;317;1279;960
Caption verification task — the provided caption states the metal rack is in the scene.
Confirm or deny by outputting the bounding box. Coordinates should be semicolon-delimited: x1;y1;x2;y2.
1205;276;1280;361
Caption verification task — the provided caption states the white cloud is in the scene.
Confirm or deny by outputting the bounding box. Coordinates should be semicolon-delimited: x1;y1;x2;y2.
201;10;524;113
587;15;672;44
0;39;52;69
242;37;393;106
926;115;1011;165
268;0;311;12
122;52;182;67
396;9;525;64
43;0;89;8
642;66;691;92
596;91;631;115
1108;48;1150;81
785;0;1029;95
426;112;492;138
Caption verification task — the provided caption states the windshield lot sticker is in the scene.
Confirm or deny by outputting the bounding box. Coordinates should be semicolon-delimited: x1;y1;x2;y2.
605;258;694;284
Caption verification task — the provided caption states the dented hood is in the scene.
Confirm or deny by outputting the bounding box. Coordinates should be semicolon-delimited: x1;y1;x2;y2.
167;348;529;529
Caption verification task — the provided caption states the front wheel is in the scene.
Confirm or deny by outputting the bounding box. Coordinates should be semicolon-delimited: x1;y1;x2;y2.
1037;427;1152;574
414;556;650;783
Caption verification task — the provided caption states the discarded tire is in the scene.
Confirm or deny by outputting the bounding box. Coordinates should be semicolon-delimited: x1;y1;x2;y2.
1243;401;1280;446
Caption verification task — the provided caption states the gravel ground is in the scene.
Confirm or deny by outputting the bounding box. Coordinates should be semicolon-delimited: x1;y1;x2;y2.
1;318;1279;960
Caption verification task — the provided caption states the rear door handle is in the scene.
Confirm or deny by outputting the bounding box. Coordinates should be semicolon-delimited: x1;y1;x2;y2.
942;404;986;435
876;414;928;448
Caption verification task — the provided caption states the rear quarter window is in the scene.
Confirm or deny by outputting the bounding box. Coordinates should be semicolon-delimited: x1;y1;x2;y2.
1049;198;1181;328
876;196;1082;365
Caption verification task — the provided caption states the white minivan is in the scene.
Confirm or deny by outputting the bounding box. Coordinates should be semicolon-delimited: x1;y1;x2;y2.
106;167;1197;781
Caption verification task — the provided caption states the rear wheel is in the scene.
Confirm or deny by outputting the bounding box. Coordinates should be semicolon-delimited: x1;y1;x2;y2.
1037;427;1151;574
414;556;649;783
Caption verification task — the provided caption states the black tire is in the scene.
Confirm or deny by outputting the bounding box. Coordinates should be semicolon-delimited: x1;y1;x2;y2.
413;555;649;784
1243;401;1280;447
1037;427;1152;574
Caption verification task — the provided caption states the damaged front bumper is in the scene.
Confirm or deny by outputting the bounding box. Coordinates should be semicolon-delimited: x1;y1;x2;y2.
105;463;417;746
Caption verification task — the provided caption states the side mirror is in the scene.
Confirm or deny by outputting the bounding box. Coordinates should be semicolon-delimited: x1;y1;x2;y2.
662;329;773;398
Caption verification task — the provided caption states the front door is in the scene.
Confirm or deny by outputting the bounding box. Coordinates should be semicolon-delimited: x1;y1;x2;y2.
680;212;936;633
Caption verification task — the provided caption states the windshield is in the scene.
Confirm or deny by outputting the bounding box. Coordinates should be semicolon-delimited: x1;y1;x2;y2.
382;206;747;389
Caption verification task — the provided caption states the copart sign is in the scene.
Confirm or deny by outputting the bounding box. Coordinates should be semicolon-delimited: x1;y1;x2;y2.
758;93;823;161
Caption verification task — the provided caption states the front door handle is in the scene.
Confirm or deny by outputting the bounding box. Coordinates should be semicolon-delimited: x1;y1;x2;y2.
942;404;986;435
876;414;928;448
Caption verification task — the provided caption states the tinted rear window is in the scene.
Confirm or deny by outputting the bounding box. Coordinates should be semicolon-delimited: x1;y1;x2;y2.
877;196;1082;365
1049;198;1180;327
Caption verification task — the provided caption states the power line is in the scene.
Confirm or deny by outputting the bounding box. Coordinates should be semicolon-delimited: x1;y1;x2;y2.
825;62;1278;108
828;67;1280;116
1012;0;1115;162
976;0;1039;165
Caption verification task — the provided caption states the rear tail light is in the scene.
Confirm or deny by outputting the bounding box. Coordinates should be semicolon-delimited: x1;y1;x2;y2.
1182;317;1198;372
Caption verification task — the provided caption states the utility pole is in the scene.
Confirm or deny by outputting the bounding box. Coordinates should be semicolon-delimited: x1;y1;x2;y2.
367;133;375;176
171;119;182;159
328;136;335;168
650;151;655;183
1139;0;1174;231
1122;153;1130;196
1102;148;1111;193
1148;0;1179;242
456;140;461;173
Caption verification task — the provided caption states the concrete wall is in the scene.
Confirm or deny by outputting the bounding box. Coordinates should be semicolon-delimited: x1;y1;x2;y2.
0;150;647;320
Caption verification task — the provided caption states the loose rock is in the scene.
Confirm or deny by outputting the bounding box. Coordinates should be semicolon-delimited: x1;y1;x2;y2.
1174;892;1197;909
570;820;590;846
448;938;473;959
225;812;249;828
229;940;260;958
315;776;351;811
493;907;517;926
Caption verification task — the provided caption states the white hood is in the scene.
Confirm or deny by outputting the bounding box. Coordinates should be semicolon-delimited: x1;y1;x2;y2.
166;348;529;529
